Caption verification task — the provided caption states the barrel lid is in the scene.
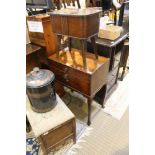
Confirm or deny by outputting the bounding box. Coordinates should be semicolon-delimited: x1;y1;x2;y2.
26;67;55;88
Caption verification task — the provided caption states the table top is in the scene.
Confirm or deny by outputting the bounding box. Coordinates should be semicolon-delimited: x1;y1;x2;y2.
26;95;75;137
26;43;42;55
48;48;109;74
95;25;129;48
49;8;102;17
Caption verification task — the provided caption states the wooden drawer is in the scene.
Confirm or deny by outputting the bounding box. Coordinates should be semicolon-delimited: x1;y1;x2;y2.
48;49;109;97
107;66;118;84
49;64;90;96
41;119;74;150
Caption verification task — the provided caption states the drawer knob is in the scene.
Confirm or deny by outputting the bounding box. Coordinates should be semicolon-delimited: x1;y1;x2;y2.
64;67;68;72
64;74;69;82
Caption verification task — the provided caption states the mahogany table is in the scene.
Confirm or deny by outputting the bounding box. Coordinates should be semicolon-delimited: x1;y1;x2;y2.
48;49;109;125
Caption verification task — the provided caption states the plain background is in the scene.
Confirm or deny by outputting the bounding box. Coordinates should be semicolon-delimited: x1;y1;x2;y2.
0;0;155;154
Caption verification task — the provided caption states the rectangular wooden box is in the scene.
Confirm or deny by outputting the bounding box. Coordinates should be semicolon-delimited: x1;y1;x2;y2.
98;25;122;40
49;8;101;39
38;118;76;155
26;14;58;56
48;49;109;97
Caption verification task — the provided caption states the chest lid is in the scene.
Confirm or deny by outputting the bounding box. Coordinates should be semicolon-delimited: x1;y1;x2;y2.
26;67;55;88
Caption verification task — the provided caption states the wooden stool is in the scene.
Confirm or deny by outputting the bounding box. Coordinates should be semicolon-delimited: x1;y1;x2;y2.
26;95;76;155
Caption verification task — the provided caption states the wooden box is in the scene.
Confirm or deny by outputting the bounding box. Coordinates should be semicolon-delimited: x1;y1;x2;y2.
38;118;75;154
98;25;123;40
49;8;101;39
48;49;109;97
26;95;76;155
26;14;58;56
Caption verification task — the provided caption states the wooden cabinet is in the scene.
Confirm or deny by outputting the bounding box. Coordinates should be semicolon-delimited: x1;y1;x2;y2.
48;49;109;125
26;14;59;57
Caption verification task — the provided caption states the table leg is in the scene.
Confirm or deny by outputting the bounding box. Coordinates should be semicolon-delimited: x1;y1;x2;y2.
120;44;129;81
91;36;98;60
81;39;87;70
94;84;107;108
73;118;76;144
87;98;92;126
68;37;72;52
76;0;81;8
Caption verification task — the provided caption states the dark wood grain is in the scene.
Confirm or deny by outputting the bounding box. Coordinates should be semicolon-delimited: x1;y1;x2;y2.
49;9;101;39
48;49;109;125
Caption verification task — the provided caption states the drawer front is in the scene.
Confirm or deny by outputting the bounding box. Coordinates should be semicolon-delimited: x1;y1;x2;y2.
49;62;90;96
41;120;73;149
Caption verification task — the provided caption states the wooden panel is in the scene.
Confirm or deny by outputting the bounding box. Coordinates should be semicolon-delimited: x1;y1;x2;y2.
86;14;100;37
54;81;65;97
50;64;90;95
91;60;109;96
50;12;100;38
27;15;58;57
42;18;59;56
50;15;61;34
26;53;41;74
41;120;73;149
68;16;83;38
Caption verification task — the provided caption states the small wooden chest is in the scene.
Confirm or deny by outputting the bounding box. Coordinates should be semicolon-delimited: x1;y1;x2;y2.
49;8;102;39
26;14;58;56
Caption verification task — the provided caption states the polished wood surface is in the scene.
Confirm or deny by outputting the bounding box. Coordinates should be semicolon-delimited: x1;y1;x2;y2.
26;43;42;55
49;8;101;39
48;49;109;125
26;14;59;57
48;49;109;76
